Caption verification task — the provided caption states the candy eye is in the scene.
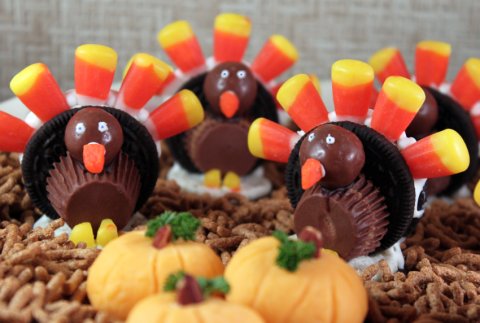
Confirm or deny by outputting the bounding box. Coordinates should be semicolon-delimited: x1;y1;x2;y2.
326;134;335;144
308;133;315;142
98;122;108;132
221;70;229;78
75;123;86;135
237;70;246;79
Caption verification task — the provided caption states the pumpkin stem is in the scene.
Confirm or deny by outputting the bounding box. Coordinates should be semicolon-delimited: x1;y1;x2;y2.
273;231;316;272
145;211;201;242
177;274;204;305
152;225;172;249
298;226;323;259
165;271;231;303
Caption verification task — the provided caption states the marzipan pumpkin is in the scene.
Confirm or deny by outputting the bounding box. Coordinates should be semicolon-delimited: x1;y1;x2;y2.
127;271;265;323
225;227;368;323
87;211;224;320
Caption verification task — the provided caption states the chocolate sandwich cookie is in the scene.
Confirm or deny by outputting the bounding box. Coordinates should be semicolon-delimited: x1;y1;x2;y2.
22;106;159;223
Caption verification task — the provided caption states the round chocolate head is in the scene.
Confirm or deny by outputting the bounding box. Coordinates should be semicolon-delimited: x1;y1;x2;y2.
406;87;438;139
203;62;257;118
299;124;365;189
65;108;123;166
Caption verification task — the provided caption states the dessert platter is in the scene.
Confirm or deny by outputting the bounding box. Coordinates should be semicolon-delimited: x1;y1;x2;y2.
0;12;480;323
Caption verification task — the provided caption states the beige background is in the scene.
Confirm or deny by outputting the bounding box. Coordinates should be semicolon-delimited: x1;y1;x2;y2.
0;0;479;101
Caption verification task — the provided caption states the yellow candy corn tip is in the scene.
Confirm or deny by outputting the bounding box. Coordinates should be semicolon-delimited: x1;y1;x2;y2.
69;222;95;248
214;13;251;37
382;76;426;113
223;171;241;190
75;44;118;72
270;35;299;61
132;53;174;79
416;40;451;57
178;90;204;128
122;55;136;79
465;58;480;88
431;129;470;174
308;74;321;95
369;47;400;75
97;219;118;248
10;63;48;96
248;118;266;159
277;74;311;112
474;181;480;206
332;59;374;87
204;169;221;188
158;20;195;48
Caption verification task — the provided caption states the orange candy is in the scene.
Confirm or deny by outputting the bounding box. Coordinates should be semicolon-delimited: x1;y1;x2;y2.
10;63;69;123
415;41;451;87
158;21;205;74
0;111;35;153
144;90;204;141
219;91;240;118
332;60;374;123
248;118;300;163
369;47;410;84
371;76;425;141
471;113;480;140
401;129;469;179
250;35;299;83
83;143;106;174
301;158;324;190
213;13;251;63
115;54;173;112
276;74;329;132
75;45;117;105
450;58;480;111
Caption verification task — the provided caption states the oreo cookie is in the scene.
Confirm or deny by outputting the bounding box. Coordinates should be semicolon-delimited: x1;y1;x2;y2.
165;72;278;174
22;106;159;220
286;121;416;252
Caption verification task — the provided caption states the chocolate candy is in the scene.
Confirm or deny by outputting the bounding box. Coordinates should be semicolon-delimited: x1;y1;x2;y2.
203;62;257;118
406;87;439;139
299;124;365;190
64;108;124;166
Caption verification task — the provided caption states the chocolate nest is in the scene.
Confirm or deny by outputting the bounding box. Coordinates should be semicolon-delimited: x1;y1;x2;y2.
2;147;480;322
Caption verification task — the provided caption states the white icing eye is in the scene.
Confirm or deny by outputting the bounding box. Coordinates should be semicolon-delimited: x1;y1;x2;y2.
221;70;229;78
308;133;315;142
75;123;85;135
326;134;335;144
237;70;246;79
98;122;108;132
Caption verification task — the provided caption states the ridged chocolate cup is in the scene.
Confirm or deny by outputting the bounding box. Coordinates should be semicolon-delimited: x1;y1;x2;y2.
47;152;141;232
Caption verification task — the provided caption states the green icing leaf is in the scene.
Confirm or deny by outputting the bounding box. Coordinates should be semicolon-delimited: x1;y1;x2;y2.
273;231;316;272
145;211;201;241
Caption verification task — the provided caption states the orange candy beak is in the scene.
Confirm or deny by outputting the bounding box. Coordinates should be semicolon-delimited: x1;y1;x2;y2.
83;143;106;174
219;91;239;118
450;58;480;111
213;13;251;63
301;158;324;190
250;35;299;83
276;74;329;132
369;47;410;84
0;111;35;153
415;41;451;87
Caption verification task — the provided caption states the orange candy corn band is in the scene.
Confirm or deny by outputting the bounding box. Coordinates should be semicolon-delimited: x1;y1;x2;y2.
369;47;410;84
10;63;70;123
115;54;173;111
0;111;35;153
248;118;300;163
155;71;176;96
144;90;204;141
451;58;480;111
277;74;329;132
332;60;374;122
415;41;451;87
158;21;205;73
250;35;299;83
213;13;251;62
401;129;469;179
371;76;425;141
471;114;480;141
75;45;117;104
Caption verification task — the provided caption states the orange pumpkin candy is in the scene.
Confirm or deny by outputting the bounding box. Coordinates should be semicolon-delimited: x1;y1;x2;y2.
224;228;368;323
87;212;224;320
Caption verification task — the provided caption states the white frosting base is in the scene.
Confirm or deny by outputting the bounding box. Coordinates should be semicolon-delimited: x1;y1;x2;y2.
167;162;272;200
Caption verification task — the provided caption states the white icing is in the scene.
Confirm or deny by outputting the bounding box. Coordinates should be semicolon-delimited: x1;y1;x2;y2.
105;90;118;107
278;109;292;127
439;82;451;95
155;140;162;158
167;163;272;200
24;112;43;129
64;89;77;107
470;102;480;116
